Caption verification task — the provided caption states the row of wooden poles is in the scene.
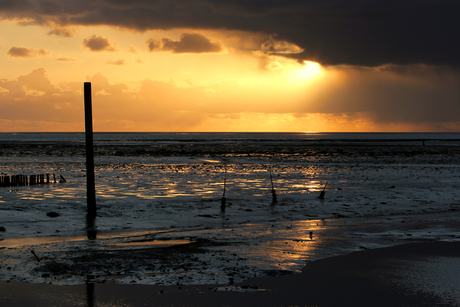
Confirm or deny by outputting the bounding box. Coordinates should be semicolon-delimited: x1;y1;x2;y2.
0;174;66;188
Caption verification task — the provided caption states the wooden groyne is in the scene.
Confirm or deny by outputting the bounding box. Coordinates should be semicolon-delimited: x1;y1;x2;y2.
0;174;65;188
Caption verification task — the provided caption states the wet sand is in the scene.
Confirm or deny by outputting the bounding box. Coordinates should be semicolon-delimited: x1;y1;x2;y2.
2;241;460;307
2;135;460;305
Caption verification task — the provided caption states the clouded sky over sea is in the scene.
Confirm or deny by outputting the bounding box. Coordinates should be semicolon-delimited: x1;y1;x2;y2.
1;0;459;132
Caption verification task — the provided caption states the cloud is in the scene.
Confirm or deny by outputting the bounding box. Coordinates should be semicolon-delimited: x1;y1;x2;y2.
55;56;79;62
16;68;60;95
1;65;460;132
259;35;303;56
147;33;223;54
294;64;460;125
106;59;125;65
1;1;459;67
83;35;117;52
266;61;282;70
127;46;138;54
47;27;75;37
7;46;51;58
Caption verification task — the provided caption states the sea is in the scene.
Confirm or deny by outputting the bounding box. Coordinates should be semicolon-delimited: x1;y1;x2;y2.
1;131;460;145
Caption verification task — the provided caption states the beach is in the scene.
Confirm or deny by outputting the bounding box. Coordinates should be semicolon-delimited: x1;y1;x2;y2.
1;132;460;306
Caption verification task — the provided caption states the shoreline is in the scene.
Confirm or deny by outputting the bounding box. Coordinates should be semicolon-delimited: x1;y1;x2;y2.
2;210;460;287
2;240;460;307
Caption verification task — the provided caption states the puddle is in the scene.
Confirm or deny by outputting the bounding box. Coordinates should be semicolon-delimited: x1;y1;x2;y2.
0;230;166;248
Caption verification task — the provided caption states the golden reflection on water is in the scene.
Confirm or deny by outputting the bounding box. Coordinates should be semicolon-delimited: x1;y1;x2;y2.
95;171;331;199
1;230;164;248
6;162;361;207
237;220;327;271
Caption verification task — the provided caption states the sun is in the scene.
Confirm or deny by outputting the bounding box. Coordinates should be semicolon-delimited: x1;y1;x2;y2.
287;60;322;82
298;61;322;79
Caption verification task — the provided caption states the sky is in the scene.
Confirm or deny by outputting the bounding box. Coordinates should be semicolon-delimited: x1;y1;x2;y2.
0;0;459;132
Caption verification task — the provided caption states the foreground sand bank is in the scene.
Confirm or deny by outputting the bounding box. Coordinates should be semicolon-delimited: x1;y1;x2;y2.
2;240;459;307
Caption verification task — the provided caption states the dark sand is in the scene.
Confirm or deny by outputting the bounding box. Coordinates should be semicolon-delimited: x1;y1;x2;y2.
2;241;459;307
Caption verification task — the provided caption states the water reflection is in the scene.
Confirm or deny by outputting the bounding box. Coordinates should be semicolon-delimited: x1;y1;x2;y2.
86;279;95;307
86;214;97;240
86;214;97;307
224;220;327;271
91;163;342;200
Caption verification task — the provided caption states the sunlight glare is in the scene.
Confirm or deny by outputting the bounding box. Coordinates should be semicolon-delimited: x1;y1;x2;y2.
298;61;322;79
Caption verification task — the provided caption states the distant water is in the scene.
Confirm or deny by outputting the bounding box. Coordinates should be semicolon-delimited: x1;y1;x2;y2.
1;132;459;146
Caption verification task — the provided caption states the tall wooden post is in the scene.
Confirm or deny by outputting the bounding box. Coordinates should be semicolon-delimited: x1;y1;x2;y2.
84;82;96;217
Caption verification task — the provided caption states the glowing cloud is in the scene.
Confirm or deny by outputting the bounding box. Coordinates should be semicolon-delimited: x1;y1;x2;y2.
0;65;460;132
259;35;303;56
266;61;282;70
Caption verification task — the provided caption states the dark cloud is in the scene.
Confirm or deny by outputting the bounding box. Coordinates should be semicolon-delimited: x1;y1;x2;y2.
1;0;458;67
259;35;303;56
147;33;223;53
7;46;51;58
83;35;117;52
297;65;460;124
37;0;63;15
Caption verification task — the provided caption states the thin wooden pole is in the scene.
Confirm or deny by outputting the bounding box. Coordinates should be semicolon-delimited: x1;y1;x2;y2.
318;181;328;199
269;164;277;202
84;82;96;217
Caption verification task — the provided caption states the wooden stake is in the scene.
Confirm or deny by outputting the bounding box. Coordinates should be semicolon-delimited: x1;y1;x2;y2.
84;82;97;218
318;181;328;199
31;250;40;262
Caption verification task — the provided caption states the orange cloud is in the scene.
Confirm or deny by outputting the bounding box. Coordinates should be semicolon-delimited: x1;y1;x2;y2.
55;57;79;62
47;28;75;37
106;59;126;65
147;33;223;54
127;46;139;54
1;65;460;132
7;47;51;58
83;35;117;52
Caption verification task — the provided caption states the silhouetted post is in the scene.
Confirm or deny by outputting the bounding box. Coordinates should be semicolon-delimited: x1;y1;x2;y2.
318;181;328;199
84;82;96;218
